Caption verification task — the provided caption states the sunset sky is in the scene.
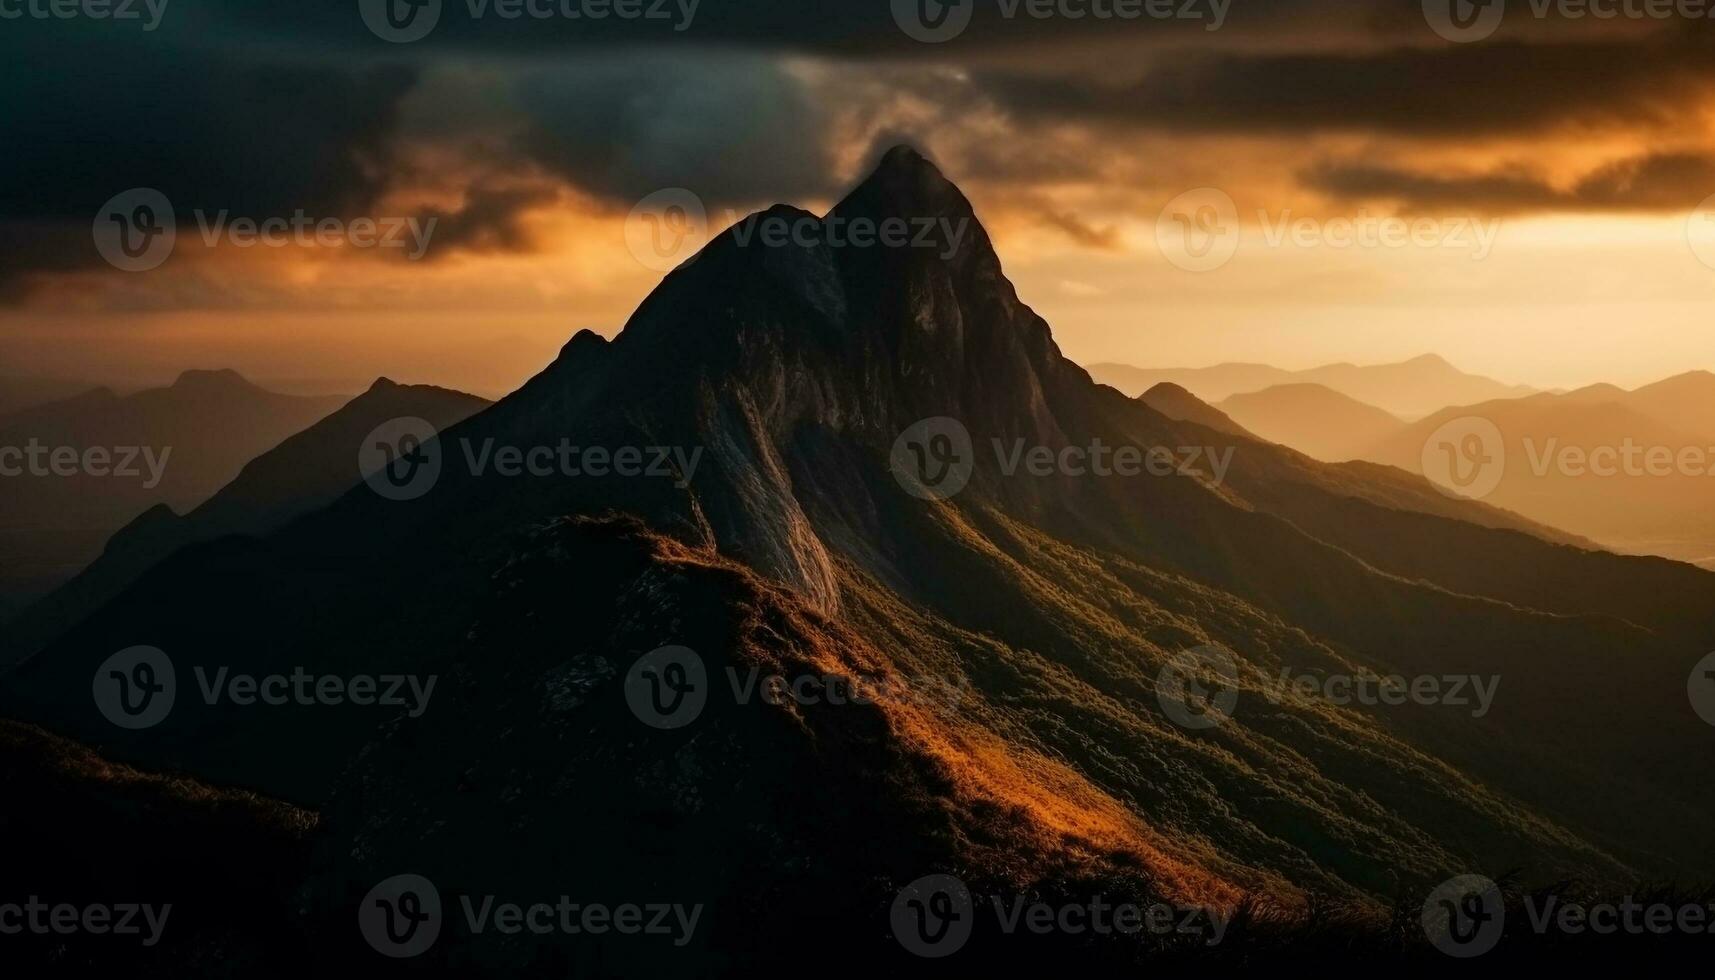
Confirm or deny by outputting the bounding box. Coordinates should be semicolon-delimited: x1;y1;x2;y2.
6;0;1715;397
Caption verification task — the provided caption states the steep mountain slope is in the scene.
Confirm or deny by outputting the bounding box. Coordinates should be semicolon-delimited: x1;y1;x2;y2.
1092;362;1293;402
0;370;346;612
1138;382;1250;437
4;150;1714;965
0;379;490;663
1217;384;1405;462
1091;354;1535;420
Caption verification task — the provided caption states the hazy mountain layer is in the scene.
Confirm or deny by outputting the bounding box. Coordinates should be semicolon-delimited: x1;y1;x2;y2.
0;371;346;613
1090;355;1535;420
1216;384;1405;462
1;378;490;662
1369;383;1715;566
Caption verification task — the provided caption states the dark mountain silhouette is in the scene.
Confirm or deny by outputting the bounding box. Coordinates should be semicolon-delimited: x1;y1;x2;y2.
1217;384;1406;462
0;379;490;663
1138;382;1250;437
1091;354;1535;420
0;371;346;615
0;719;315;972
0;375;100;419
5;148;1715;967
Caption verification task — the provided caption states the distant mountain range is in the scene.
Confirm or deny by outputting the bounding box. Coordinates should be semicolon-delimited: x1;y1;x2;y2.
1366;372;1715;567
1;378;490;662
1089;355;1536;420
0;371;346;614
1140;371;1715;568
3;149;1713;968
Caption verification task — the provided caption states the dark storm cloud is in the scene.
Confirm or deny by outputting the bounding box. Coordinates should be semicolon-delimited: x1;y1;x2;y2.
0;225;95;303
1304;151;1715;214
4;0;1712;300
508;59;840;208
0;24;417;297
206;0;1345;56
975;35;1715;137
411;183;562;254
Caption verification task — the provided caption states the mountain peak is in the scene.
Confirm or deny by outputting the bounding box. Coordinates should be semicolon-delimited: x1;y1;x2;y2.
1139;382;1249;437
1143;381;1195;398
366;377;400;393
171;368;256;392
560;329;608;355
837;144;971;226
874;143;934;174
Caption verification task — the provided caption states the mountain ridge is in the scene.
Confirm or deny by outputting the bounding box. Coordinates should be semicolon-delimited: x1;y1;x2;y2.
1089;356;1536;420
